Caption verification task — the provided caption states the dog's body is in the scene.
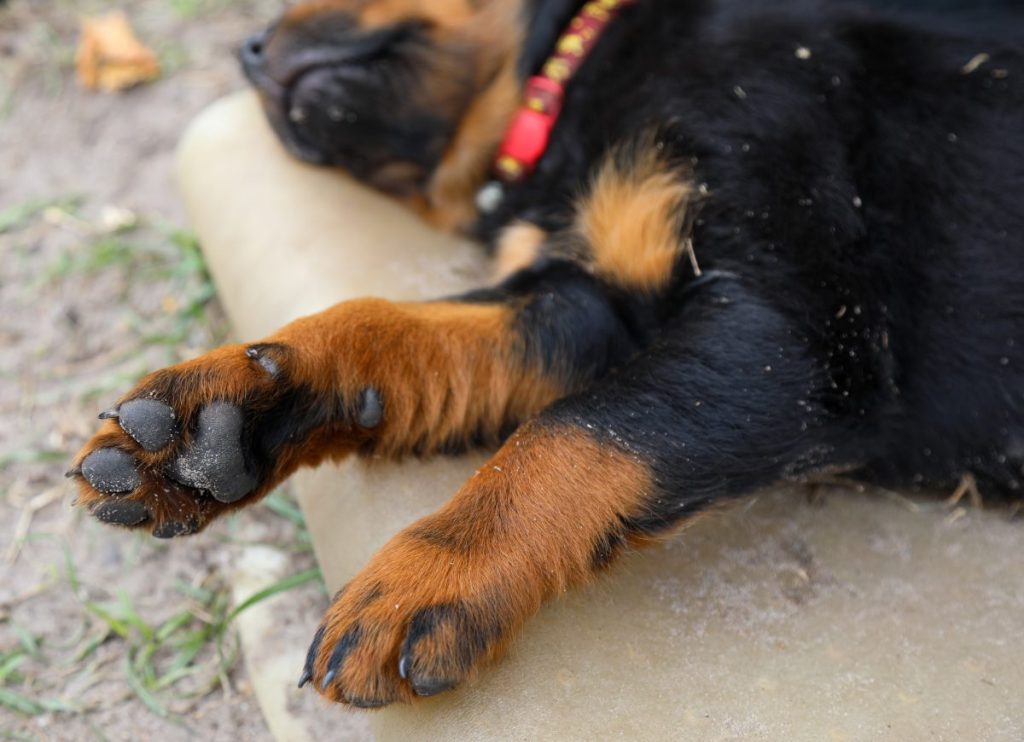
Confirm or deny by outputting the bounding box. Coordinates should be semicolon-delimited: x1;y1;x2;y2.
489;0;1024;501
72;0;1023;707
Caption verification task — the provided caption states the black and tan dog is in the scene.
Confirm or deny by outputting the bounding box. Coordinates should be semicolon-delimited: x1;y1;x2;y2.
70;0;1023;708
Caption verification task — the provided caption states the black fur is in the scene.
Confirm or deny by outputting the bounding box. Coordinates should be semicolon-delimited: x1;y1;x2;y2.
251;0;1024;546
472;0;1024;533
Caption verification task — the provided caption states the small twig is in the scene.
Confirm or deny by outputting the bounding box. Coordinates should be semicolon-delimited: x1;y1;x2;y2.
5;486;65;564
880;489;922;513
945;473;982;510
961;53;990;75
684;237;702;276
945;506;968;526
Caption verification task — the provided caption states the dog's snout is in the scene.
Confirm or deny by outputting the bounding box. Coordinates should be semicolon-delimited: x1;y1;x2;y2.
240;30;268;71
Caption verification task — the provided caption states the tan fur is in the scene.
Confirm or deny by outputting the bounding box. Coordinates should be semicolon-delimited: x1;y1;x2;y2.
421;12;525;232
278;298;561;456
493;221;547;280
312;423;656;704
576;145;697;293
276;0;528;232
282;0;482;28
71;298;564;532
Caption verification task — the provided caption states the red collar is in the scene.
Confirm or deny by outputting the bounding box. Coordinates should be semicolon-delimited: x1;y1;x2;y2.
492;0;638;185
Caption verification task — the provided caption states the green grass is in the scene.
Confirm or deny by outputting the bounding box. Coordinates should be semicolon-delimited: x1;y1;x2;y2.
0;449;67;473
0;196;81;235
0;632;81;716
0;494;322;721
2;181;321;723
168;0;251;19
37;217;224;399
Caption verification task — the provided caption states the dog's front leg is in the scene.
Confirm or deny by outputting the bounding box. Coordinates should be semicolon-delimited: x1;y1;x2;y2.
304;276;846;706
69;259;639;537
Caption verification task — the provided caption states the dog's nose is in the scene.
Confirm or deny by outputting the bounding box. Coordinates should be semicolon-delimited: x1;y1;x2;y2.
240;30;268;71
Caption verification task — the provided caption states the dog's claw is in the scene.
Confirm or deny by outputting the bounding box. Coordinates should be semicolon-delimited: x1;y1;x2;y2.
298;669;312;688
358;387;383;428
320;669;336;690
98;408;119;420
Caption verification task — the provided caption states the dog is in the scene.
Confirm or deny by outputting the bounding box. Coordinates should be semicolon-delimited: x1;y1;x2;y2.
70;0;1024;708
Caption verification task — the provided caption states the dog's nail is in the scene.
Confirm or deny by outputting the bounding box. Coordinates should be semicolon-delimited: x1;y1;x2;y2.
65;466;82;478
358;388;383;428
320;669;336;690
298;669;312;688
398;655;409;680
98;409;119;420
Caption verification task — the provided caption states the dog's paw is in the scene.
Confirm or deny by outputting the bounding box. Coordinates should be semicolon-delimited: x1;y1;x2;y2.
69;342;379;536
300;530;522;707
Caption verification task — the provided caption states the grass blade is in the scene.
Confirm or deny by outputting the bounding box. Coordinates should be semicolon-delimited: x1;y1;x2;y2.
226;568;321;625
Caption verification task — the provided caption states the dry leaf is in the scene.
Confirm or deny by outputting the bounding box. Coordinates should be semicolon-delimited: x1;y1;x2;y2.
76;11;161;92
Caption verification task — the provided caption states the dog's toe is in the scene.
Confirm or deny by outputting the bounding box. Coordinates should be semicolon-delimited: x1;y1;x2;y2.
93;498;152;526
81;448;140;495
117;398;177;451
152;519;200;539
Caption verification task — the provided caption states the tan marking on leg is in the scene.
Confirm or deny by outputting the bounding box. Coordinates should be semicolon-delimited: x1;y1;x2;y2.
310;423;659;704
272;299;561;455
70;296;563;535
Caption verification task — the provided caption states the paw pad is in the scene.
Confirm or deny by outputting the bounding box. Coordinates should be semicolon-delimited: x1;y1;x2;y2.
81;448;140;495
117;398;177;451
93;499;151;526
167;402;257;503
152;519;200;539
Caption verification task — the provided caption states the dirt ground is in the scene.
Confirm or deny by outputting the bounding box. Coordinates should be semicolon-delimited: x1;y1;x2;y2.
0;1;369;739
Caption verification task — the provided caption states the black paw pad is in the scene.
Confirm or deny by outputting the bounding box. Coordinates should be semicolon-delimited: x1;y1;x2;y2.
344;695;391;709
152;519;199;539
410;676;457;698
81;448;140;495
357;388;384;429
168;402;258;503
93;499;151;526
117;398;176;452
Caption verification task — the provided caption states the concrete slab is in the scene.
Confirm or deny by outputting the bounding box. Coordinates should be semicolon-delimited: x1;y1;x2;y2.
178;92;1024;742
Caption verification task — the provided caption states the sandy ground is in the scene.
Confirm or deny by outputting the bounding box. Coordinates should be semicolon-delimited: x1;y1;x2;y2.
0;1;369;739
